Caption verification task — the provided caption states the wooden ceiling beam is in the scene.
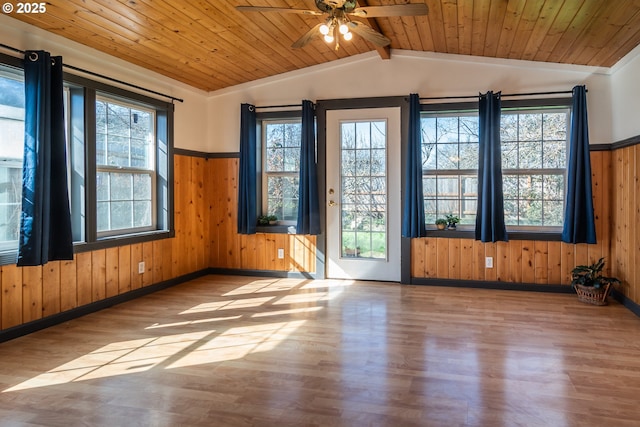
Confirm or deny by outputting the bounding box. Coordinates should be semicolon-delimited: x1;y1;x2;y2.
356;0;391;59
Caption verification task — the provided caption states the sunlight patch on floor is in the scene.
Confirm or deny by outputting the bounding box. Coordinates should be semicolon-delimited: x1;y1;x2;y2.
165;320;307;369
179;296;275;315
2;278;352;393
145;315;242;330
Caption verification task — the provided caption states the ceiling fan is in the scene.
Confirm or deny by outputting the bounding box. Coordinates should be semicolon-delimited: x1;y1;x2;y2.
236;0;429;50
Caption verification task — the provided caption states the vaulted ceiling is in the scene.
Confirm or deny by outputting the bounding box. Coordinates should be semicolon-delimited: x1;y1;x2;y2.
8;1;640;92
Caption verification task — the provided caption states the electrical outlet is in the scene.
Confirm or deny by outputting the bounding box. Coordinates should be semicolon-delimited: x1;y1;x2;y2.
485;257;493;268
277;248;284;259
138;261;145;274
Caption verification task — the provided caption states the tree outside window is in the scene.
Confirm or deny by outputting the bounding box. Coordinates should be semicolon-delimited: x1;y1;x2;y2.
263;120;301;222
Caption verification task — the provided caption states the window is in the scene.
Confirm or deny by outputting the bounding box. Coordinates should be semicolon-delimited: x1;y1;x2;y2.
261;118;301;223
0;52;173;264
69;79;174;245
95;96;155;234
0;66;24;252
421;99;570;231
501;108;569;228
421;111;479;226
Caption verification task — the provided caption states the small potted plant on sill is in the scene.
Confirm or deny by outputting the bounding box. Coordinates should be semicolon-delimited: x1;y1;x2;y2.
257;215;269;226
445;214;460;230
267;215;278;225
571;257;620;306
435;218;447;230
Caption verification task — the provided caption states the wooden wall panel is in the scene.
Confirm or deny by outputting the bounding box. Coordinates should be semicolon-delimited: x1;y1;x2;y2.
207;158;316;274
105;247;119;298
22;266;43;323
611;145;639;305
1;265;22;329
410;152;620;293
0;154;211;332
60;260;77;312
42;261;61;317
76;252;92;306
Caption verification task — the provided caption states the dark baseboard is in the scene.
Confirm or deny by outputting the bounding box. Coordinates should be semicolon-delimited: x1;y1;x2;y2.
0;269;211;344
410;277;575;294
208;267;317;280
611;289;640;317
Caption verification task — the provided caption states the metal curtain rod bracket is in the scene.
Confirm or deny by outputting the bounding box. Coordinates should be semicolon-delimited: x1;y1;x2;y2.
0;43;184;103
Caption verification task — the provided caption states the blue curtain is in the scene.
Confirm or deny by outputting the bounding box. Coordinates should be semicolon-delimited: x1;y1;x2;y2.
18;51;73;266
238;103;257;234
296;100;321;235
475;91;508;242
402;93;426;237
561;85;596;244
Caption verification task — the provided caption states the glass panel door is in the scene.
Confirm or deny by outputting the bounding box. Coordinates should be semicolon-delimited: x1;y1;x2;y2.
326;108;400;281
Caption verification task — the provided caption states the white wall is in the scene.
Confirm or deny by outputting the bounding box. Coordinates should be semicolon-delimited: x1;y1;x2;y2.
611;45;640;142
207;49;614;153
0;14;210;152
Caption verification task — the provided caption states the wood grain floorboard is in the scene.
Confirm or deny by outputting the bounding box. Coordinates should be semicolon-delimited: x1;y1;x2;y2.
0;275;639;426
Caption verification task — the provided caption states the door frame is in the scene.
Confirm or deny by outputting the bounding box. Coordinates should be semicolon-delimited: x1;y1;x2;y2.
315;96;411;283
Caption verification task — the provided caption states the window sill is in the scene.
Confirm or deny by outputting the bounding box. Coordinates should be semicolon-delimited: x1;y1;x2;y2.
424;229;562;241
75;230;174;253
256;225;296;234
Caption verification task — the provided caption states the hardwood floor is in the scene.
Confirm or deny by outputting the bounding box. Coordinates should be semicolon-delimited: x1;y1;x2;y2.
0;275;639;426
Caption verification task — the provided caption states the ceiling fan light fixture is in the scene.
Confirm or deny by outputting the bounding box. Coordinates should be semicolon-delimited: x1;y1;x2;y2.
319;23;330;35
339;22;349;35
343;31;353;41
324;34;334;43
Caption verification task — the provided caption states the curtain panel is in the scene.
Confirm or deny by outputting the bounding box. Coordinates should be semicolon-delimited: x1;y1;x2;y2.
402;93;426;238
237;103;257;235
296;100;321;235
18;50;73;266
475;91;508;242
561;85;596;244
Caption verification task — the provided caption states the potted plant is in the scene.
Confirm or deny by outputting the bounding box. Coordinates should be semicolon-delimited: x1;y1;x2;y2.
445;214;460;230
257;215;269;226
435;218;447;230
571;257;620;305
267;215;278;225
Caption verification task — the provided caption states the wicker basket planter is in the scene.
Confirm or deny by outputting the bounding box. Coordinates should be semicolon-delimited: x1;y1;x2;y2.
571;257;620;306
574;283;611;306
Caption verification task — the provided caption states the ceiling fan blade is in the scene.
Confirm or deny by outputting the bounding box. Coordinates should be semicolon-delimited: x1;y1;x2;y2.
292;23;324;49
236;6;323;16
347;21;391;47
350;4;429;18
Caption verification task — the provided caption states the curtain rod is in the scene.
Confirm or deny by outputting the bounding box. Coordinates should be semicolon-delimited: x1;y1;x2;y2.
254;103;302;109
420;89;583;102
0;43;184;103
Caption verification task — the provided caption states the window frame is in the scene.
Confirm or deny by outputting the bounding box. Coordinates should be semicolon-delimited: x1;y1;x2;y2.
0;52;174;266
257;110;303;227
65;72;175;251
0;55;25;263
500;104;571;231
94;94;158;237
420;97;572;238
420;107;480;229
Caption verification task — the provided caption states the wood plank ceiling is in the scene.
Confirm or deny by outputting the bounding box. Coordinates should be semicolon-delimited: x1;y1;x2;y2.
6;0;640;92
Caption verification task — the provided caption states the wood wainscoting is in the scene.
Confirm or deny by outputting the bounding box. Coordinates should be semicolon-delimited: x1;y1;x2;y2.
207;157;316;273
611;144;640;304
0;154;316;333
411;151;612;287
